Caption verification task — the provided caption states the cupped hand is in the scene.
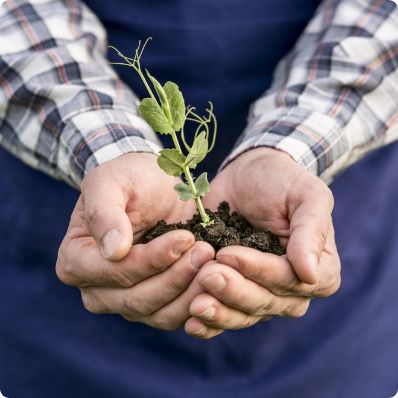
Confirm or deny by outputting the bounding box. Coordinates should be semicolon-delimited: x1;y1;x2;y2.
56;152;214;330
184;148;341;338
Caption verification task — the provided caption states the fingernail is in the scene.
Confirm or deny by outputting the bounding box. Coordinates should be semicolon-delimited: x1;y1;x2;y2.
172;237;193;256
202;273;226;292
191;249;212;270
217;254;239;269
198;306;216;320
101;229;121;259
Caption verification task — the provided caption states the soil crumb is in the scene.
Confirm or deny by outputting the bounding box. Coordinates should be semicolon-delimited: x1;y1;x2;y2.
142;202;285;255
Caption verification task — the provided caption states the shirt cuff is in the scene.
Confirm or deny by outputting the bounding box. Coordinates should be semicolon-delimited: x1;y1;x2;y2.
57;107;163;187
221;108;349;184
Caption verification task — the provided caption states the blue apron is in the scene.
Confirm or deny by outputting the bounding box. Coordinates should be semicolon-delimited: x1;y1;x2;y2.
1;1;397;397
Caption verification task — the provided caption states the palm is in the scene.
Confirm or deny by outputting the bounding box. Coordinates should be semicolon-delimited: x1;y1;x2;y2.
204;149;301;244
203;148;335;284
81;153;197;244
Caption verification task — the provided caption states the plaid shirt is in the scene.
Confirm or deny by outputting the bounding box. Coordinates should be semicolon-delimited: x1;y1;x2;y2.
0;0;397;187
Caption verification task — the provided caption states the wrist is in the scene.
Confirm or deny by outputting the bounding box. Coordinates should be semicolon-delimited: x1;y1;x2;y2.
223;147;298;182
231;147;297;166
81;152;163;191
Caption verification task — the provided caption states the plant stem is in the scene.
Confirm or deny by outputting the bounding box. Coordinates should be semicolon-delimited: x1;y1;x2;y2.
183;166;210;224
170;131;183;153
135;67;157;103
170;132;211;225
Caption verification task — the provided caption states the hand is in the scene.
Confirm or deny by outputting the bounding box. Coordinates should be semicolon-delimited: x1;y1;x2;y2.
183;148;340;338
185;238;339;338
56;153;214;330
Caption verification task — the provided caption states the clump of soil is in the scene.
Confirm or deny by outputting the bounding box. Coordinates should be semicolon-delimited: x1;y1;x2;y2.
142;202;285;255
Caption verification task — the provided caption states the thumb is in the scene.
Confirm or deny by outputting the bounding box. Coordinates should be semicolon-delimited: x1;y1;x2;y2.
82;174;133;261
287;186;333;285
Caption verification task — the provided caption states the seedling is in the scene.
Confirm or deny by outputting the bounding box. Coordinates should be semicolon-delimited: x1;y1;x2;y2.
110;38;217;226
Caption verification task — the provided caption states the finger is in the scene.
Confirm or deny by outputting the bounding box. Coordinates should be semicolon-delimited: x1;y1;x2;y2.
216;246;314;297
287;182;334;284
184;317;224;339
190;293;264;330
81;171;133;261
217;232;340;298
197;263;310;317
57;229;195;288
146;262;214;331
80;242;215;318
313;223;341;297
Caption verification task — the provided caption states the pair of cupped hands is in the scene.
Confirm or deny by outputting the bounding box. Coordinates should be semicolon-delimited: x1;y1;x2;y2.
56;148;341;339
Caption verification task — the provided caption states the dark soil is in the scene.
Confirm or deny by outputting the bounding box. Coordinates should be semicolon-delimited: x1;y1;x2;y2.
142;201;285;255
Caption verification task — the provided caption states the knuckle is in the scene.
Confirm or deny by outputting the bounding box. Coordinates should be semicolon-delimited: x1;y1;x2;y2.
85;204;106;230
252;295;277;316
128;245;148;273
167;274;188;294
240;315;258;329
114;274;134;289
148;258;168;274
129;244;166;278
111;268;136;288
55;246;76;286
319;224;329;245
150;313;180;331
278;277;301;295
285;300;310;318
81;290;102;314
316;260;341;297
145;245;172;273
124;295;152;316
320;274;341;297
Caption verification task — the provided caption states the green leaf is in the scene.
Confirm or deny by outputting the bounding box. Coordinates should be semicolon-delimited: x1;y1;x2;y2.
164;82;186;131
195;172;210;197
185;131;208;169
139;98;174;135
174;183;195;201
146;71;172;123
157;149;186;176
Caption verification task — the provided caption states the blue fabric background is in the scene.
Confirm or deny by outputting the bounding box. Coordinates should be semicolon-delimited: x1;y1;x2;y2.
0;1;397;397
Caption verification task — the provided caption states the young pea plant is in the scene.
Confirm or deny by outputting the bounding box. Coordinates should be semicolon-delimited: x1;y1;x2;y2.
109;38;217;227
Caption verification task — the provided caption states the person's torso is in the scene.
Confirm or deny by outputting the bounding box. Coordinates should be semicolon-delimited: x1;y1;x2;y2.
3;2;397;397
85;0;322;173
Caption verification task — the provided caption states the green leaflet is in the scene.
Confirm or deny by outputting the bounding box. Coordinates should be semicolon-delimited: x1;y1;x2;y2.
157;149;186;176
174;183;195;201
146;71;172;123
142;74;186;134
185;131;208;169
111;41;216;226
164;82;186;131
195;172;210;197
139;98;174;135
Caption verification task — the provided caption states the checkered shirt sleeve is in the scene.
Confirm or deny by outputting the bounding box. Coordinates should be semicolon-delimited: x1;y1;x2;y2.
224;0;398;184
0;0;162;188
1;1;398;188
